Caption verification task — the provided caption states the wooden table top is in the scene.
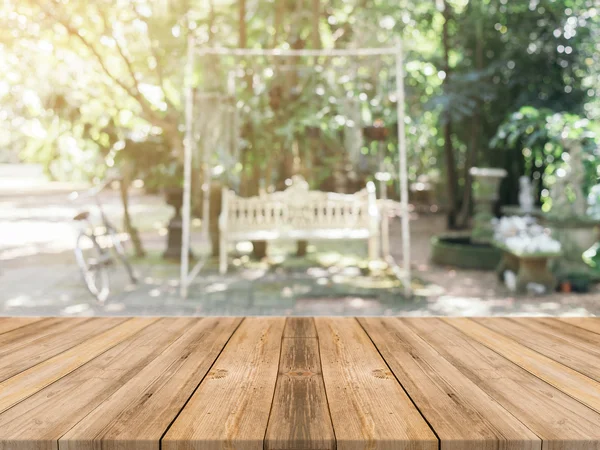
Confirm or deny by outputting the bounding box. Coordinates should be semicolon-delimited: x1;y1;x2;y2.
1;316;600;450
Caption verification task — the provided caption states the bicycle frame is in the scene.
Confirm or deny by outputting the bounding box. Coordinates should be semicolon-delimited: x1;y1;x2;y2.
70;176;137;302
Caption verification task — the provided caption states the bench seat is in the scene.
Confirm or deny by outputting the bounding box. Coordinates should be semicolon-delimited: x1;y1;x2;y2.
218;176;380;273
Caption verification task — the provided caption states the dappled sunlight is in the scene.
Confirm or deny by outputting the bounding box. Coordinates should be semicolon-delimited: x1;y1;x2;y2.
204;282;229;293
1;0;599;317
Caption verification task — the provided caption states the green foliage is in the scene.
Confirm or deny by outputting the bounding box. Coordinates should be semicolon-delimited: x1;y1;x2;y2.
1;0;599;201
492;106;600;208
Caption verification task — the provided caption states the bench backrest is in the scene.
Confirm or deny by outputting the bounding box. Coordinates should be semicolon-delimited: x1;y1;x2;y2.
221;176;378;233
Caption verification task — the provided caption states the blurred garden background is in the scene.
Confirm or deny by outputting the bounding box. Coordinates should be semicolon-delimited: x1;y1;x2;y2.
1;0;600;316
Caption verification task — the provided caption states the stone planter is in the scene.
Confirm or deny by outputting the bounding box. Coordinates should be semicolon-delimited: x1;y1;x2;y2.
470;167;507;243
544;216;600;263
430;234;502;270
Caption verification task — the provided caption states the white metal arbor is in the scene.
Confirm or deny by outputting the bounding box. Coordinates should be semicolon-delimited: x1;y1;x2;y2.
180;37;411;298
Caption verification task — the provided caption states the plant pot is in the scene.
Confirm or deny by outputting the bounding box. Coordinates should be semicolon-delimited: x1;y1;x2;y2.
430;234;502;270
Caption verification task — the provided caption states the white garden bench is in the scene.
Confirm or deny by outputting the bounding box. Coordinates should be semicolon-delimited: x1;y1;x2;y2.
218;175;380;274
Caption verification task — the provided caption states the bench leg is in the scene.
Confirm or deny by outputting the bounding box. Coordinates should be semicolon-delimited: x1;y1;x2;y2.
368;236;379;261
219;237;228;274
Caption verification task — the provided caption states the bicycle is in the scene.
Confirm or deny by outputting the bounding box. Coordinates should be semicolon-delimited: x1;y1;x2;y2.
70;177;137;303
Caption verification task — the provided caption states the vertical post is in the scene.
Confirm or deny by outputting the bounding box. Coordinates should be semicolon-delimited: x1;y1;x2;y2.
395;38;412;296
180;35;195;298
379;171;390;259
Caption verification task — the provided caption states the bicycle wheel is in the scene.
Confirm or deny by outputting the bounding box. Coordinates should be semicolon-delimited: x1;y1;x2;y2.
107;226;138;284
74;232;110;303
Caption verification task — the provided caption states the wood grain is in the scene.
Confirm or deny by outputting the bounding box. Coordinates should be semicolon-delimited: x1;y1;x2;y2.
0;317;599;450
359;317;540;450
283;317;317;338
162;317;286;450
0;317;127;382
315;317;438;450
0;317;81;350
265;318;335;450
446;317;600;413
406;318;600;450
0;318;193;450
0;317;155;414
0;317;43;335
524;317;600;349
556;317;600;335
60;317;241;450
475;317;600;382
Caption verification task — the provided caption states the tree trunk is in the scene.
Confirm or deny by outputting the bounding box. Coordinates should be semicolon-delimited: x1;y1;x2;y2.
457;112;479;228
239;0;246;48
118;174;145;258
441;0;458;229
457;10;484;229
311;0;321;48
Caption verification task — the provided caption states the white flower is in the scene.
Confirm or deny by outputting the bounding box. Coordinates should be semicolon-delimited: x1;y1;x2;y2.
494;215;561;254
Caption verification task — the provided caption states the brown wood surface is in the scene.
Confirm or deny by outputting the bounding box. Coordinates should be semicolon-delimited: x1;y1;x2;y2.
162;317;286;450
557;317;600;335
283;317;318;338
1;316;600;450
0;318;188;450
446;317;600;414
359;317;540;450
0;317;127;382
474;317;600;382
410;318;600;449
315;317;438;450
265;318;335;450
0;317;155;414
526;317;600;349
60;317;242;450
0;317;81;352
0;317;43;335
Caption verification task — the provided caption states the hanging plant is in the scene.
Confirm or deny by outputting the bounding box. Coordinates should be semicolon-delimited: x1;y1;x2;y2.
363;118;390;141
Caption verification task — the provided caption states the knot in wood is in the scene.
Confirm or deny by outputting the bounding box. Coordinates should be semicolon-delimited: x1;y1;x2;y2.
208;368;228;379
372;368;393;379
285;370;315;377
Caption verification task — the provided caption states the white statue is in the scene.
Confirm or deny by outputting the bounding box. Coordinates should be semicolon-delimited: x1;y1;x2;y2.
518;176;535;213
549;139;587;218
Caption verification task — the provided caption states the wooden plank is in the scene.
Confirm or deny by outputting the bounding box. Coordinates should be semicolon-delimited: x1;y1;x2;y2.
359;317;540;450
474;317;600;382
315;317;437;450
60;317;241;450
405;318;600;449
0;317;82;349
445;318;600;413
0;317;127;382
0;317;156;414
265;318;335;450
284;317;317;338
527;317;600;348
162;317;286;450
0;317;43;335
0;318;194;450
557;317;600;335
